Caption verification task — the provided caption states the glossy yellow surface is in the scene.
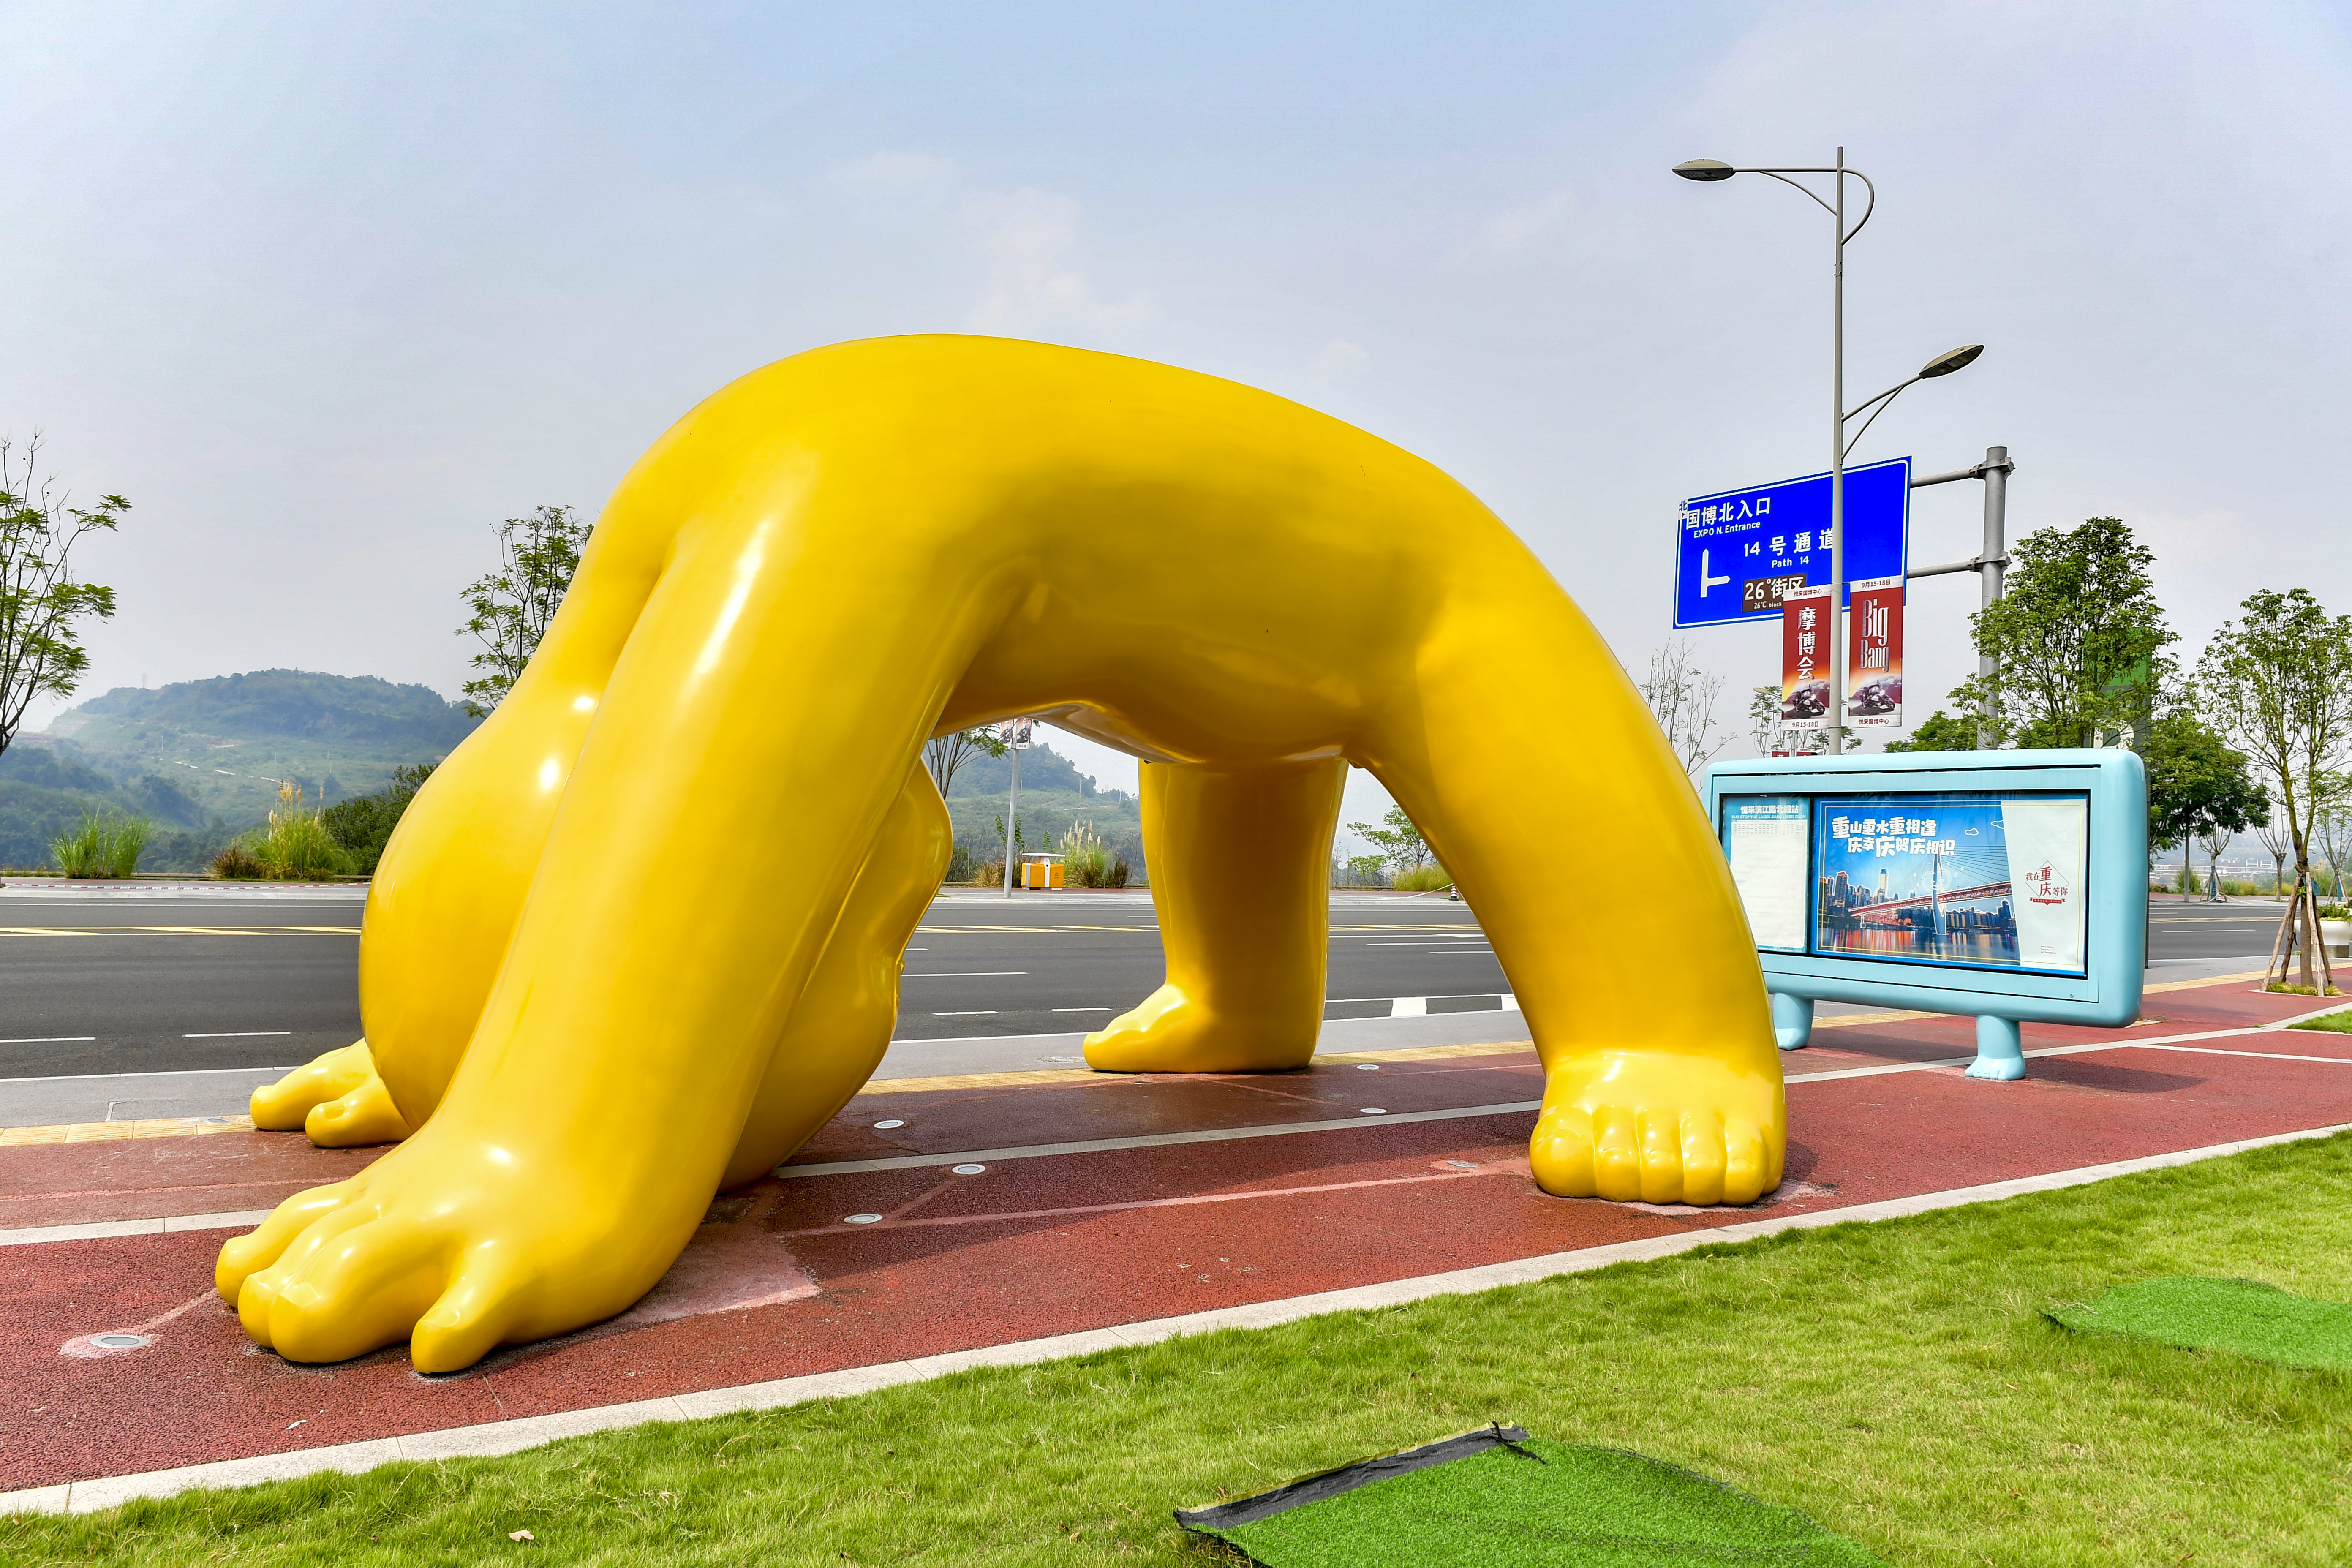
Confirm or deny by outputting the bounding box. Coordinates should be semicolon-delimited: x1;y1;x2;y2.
222;334;1783;1371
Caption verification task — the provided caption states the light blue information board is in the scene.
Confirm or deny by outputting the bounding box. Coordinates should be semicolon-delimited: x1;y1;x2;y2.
1705;749;2147;1081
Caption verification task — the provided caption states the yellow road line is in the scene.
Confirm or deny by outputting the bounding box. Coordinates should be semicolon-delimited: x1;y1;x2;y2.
855;1038;1537;1097
0;1116;255;1147
908;922;1476;935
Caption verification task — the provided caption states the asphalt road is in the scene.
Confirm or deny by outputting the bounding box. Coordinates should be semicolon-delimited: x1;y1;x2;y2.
0;886;2298;1086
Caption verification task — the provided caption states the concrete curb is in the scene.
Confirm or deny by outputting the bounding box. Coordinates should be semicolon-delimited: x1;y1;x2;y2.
6;1119;2347;1518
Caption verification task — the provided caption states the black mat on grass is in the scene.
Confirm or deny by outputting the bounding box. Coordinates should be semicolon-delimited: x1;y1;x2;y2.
1176;1425;1886;1566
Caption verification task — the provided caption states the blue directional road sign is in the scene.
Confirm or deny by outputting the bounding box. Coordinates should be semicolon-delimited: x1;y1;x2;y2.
1672;457;1911;629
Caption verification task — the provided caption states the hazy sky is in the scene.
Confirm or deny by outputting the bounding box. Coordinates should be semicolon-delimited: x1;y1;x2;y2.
7;3;2349;845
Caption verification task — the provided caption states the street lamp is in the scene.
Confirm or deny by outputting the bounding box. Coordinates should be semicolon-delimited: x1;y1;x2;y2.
1673;149;1980;753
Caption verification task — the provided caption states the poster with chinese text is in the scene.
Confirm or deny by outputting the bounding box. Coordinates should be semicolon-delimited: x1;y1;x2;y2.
1808;791;2088;975
1845;576;1904;729
1780;585;1834;730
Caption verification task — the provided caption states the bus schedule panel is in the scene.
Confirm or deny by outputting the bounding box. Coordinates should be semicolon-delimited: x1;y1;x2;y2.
1704;750;2145;1031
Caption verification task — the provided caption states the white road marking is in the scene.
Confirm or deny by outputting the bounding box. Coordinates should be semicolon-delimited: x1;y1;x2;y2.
18;1122;2338;1516
181;1032;293;1039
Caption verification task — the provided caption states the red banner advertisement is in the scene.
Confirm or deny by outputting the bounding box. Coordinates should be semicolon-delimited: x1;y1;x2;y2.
1845;575;1904;729
1779;584;1834;730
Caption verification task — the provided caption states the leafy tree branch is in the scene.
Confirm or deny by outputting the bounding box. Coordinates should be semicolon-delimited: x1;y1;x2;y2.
0;437;127;765
457;504;590;718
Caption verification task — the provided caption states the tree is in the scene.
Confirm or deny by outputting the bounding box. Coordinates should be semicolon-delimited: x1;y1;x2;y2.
2254;811;2292;893
1746;685;1780;756
1883;710;1978;753
2142;710;2266;896
0;438;127;766
2196;588;2352;984
1948;517;2172;749
1635;641;1726;779
923;727;1010;801
2315;774;2351;899
457;505;591;718
1350;805;1432;876
2198;824;2235;900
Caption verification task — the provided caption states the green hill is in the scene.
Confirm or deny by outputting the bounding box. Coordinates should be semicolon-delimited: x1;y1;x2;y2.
2;670;478;871
3;675;1149;879
46;669;479;822
941;744;1146;879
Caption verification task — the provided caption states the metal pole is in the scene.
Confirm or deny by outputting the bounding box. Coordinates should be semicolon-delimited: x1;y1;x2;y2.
1001;734;1021;899
1829;146;1847;755
1975;444;2008;749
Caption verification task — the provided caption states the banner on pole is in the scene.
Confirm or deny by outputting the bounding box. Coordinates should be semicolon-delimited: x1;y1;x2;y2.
1780;585;1835;730
1846;576;1904;730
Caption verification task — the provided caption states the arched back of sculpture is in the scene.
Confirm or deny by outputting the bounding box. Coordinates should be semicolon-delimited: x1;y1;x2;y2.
222;335;1785;1371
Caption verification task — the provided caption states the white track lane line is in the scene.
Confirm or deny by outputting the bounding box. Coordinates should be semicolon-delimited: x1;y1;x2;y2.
9;1119;2344;1516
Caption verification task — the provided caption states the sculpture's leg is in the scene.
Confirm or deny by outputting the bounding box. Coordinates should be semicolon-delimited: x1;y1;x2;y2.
1364;606;1785;1206
1084;758;1346;1073
718;760;953;1189
217;501;974;1371
244;513;669;1147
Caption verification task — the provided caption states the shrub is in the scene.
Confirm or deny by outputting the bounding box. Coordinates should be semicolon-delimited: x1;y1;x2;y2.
319;763;434;875
49;808;153;878
211;844;267;880
1393;863;1454;893
973;856;1005;887
247;782;353;880
1058;821;1122;887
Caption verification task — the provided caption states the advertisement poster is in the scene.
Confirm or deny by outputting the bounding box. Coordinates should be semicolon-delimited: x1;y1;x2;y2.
1718;796;1810;951
1780;585;1834;729
1809;792;2089;975
2001;798;2089;972
1845;576;1903;729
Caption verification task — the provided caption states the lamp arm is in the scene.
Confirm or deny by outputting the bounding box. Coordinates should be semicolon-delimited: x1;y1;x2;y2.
1841;377;1916;458
1840;170;1878;244
1747;169;1838;220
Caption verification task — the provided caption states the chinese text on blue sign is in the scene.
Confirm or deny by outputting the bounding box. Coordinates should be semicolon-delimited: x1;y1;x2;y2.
1672;457;1911;630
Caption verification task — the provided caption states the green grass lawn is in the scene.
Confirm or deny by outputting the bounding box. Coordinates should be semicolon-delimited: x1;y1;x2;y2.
2287;1007;2352;1033
9;1132;2351;1566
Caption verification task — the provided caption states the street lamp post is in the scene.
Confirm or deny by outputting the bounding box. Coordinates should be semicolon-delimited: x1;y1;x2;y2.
1673;151;1979;754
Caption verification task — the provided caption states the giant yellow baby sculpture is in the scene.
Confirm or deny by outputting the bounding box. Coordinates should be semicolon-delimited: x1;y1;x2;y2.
220;336;1784;1371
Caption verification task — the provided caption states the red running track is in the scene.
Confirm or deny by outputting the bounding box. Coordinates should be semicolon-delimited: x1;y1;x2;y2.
2;977;2347;1492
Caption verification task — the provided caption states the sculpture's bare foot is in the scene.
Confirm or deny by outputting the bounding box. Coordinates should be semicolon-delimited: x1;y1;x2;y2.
215;1123;675;1371
1082;983;1316;1073
246;1042;414;1147
1529;1050;1783;1206
303;1070;414;1148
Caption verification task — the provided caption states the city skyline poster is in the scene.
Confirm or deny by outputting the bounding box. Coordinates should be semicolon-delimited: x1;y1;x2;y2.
1811;792;2089;975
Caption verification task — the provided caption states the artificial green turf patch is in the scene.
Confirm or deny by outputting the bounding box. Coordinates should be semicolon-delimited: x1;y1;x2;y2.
2287;1007;2352;1032
2047;1276;2352;1372
1179;1430;1886;1567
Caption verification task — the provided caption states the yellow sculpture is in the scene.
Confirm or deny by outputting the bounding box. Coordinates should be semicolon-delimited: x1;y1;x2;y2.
222;335;1785;1371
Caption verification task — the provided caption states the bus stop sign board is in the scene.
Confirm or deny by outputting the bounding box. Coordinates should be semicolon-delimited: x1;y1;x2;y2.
1673;456;1911;629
